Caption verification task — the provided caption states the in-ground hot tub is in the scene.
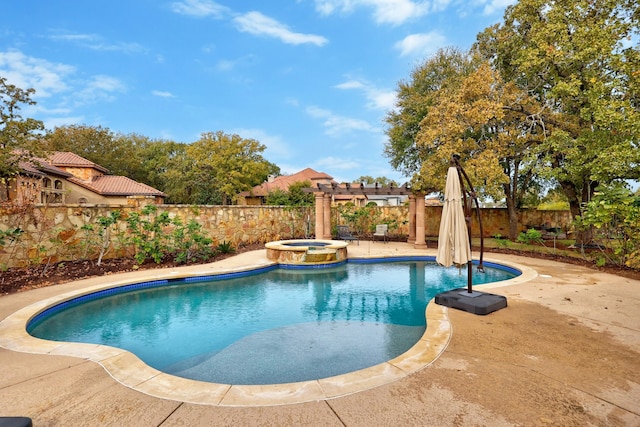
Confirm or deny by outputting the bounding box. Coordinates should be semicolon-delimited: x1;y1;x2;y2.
265;239;348;264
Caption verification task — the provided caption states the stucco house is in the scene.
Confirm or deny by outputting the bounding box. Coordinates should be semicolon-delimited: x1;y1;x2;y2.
3;151;166;205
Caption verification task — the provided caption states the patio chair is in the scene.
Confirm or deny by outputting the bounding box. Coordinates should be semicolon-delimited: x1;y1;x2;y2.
373;224;388;243
336;225;359;245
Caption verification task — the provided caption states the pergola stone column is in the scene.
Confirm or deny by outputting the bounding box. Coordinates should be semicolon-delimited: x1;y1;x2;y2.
315;193;325;239
323;194;332;239
414;192;427;248
307;182;419;243
408;194;416;244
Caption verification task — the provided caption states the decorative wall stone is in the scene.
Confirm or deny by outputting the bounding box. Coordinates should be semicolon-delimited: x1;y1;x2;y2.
0;203;571;268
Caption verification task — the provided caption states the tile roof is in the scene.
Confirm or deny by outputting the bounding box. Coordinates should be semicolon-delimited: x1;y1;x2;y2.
19;159;74;178
16;150;166;199
47;152;109;173
241;168;334;197
69;175;167;197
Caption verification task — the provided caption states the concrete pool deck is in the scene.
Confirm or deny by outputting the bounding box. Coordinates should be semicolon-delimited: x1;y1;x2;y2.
1;241;639;425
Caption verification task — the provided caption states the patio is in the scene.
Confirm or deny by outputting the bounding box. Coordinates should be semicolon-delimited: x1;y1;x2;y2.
0;242;639;426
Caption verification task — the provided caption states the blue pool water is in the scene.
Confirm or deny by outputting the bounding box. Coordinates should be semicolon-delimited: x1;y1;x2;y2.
28;259;517;385
282;241;330;247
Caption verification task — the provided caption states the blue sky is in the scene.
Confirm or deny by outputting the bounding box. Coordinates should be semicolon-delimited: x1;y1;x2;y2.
1;0;515;184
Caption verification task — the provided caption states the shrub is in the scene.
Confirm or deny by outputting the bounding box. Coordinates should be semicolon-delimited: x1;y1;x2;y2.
517;228;543;245
216;240;235;254
575;183;640;268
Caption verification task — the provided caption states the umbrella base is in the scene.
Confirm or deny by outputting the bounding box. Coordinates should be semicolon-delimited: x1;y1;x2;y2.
435;288;507;315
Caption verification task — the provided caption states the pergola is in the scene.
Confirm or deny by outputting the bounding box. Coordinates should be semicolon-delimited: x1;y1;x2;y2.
304;182;428;248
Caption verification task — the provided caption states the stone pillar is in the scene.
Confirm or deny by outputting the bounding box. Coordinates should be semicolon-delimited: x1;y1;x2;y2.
315;193;324;239
408;194;416;244
414;193;427;248
323;194;332;239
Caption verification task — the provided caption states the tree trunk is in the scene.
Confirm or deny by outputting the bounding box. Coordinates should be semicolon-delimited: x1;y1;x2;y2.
559;179;596;245
502;181;519;240
506;198;520;241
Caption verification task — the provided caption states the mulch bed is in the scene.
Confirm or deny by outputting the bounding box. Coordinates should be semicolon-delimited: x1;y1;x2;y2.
0;243;265;295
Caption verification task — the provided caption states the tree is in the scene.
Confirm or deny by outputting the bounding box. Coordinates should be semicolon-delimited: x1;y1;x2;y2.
385;49;546;239
265;180;314;206
384;48;478;181
476;0;640;244
0;76;45;200
354;176;400;187
576;182;640;268
414;59;545;239
109;133;195;202
186;131;279;205
43;125;141;177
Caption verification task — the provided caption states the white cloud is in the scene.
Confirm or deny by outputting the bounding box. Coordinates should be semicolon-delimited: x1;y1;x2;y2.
306;105;376;137
430;0;453;13
215;54;258;72
152;90;175;98
42;116;86;130
315;156;361;171
313;0;431;25
394;32;447;57
73;75;125;105
0;49;73;98
285;97;300;107
481;0;516;15
234;12;329;46
334;80;364;90
49;32;146;54
231;128;293;160
335;79;396;110
170;0;230;18
314;156;366;182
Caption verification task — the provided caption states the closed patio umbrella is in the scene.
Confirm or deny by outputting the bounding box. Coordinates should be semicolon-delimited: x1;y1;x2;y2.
434;156;503;311
436;166;471;269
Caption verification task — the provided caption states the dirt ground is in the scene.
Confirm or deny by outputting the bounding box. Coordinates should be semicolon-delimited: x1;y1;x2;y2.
394;298;640;426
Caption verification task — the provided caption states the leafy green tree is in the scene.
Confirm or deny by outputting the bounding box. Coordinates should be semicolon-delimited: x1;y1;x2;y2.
0;76;45;200
43;125;132;175
575;183;640;268
415;60;546;238
476;0;640;243
187;131;279;205
354;176;400;187
265;180;314;206
109;134;194;202
386;48;545;239
384;48;477;180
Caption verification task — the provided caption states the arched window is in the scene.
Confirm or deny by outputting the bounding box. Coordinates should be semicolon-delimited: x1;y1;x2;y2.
54;180;63;190
43;178;52;188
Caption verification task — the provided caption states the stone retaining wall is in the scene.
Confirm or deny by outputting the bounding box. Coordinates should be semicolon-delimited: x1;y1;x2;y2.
0;202;571;268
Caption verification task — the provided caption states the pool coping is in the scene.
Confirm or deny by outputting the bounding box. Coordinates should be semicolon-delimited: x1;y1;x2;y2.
0;255;537;407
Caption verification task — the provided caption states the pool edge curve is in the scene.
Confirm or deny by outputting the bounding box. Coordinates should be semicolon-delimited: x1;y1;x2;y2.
0;251;537;407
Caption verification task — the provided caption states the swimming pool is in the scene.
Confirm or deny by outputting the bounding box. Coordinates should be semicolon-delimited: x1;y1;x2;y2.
27;258;518;385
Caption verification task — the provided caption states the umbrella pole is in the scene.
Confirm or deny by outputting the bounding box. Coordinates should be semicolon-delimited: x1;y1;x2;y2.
452;155;480;294
464;188;473;293
467;218;473;293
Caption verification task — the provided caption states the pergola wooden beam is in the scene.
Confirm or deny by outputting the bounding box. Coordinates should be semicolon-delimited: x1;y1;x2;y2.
304;183;412;196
